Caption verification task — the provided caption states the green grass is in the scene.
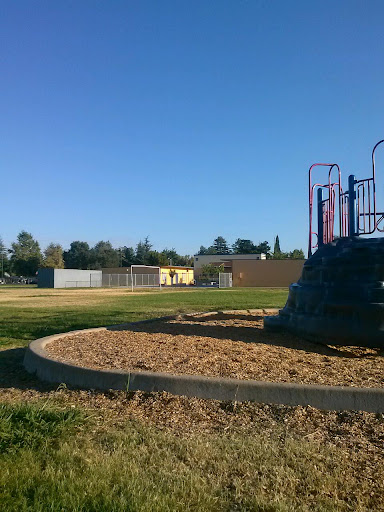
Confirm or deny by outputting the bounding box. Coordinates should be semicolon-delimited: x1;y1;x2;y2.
0;402;84;454
0;407;373;512
0;287;288;348
1;287;383;511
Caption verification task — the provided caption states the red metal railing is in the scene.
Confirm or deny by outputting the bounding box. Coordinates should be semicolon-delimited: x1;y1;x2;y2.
308;140;384;257
308;163;341;257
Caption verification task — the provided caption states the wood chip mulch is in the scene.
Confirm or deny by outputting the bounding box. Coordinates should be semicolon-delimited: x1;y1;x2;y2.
45;312;384;388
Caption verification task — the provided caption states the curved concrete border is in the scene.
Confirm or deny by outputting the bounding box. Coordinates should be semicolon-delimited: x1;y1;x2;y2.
23;310;384;413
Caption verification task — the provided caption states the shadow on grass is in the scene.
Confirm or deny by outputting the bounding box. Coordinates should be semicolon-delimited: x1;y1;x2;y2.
0;347;55;391
0;309;155;349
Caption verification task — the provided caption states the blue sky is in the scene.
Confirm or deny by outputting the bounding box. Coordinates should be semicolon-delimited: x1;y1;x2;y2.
1;0;384;255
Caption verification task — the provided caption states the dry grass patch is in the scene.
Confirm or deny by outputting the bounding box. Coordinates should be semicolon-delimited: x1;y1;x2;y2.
0;286;165;308
1;385;384;511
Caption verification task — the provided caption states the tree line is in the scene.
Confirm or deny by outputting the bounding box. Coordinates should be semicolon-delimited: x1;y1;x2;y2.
0;232;193;277
198;235;305;259
0;232;305;277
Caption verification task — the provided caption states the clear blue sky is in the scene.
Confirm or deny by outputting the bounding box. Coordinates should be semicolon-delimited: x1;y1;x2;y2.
2;0;384;255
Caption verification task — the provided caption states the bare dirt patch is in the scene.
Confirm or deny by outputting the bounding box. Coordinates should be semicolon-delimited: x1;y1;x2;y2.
45;312;384;388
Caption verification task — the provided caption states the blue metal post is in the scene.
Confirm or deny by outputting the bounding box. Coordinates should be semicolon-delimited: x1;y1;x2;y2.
348;174;357;236
317;188;324;247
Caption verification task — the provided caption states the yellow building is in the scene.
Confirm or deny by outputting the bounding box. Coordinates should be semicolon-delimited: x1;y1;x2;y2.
101;265;194;287
160;266;194;286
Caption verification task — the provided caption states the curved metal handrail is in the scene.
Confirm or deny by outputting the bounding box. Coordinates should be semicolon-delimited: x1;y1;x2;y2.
308;163;341;257
372;140;384;232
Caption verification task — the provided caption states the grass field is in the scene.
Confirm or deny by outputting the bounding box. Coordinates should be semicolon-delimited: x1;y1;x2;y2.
0;286;288;349
1;286;384;511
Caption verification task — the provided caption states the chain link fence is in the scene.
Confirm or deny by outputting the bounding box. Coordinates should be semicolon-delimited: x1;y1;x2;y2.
195;273;232;288
65;279;102;288
219;273;233;288
65;272;232;289
102;273;160;288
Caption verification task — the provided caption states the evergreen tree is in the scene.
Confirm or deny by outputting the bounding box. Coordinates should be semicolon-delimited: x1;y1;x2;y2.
121;246;136;267
42;243;65;268
254;241;271;256
0;236;10;276
177;254;194;267
0;237;6;256
64;241;91;269
136;236;152;265
197;246;208;255
213;236;230;254
273;235;281;257
10;231;42;276
162;248;179;265
90;241;120;269
289;249;305;259
135;237;152;265
135;241;146;265
143;236;152;254
232;239;256;254
161;249;193;267
147;251;169;266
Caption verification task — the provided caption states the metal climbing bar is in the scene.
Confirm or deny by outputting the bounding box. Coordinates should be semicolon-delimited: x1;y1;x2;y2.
355;139;384;234
308;140;384;256
308;163;341;257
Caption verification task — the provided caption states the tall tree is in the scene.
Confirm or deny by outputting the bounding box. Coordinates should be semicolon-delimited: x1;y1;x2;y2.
177;254;194;267
254;241;271;256
135;241;147;265
0;236;10;276
232;239;256;254
162;248;179;265
213;236;231;254
10;231;42;276
273;235;281;257
0;237;6;256
121;246;136;267
42;243;65;268
197;246;208;255
135;235;153;264
161;249;193;267
90;241;120;269
143;236;152;253
64;241;91;269
147;251;169;266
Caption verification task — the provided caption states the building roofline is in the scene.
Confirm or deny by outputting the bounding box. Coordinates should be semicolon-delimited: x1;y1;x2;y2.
194;253;266;257
160;266;193;270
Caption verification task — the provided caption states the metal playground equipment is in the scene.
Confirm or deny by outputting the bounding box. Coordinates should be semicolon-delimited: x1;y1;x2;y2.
265;140;384;348
308;140;384;257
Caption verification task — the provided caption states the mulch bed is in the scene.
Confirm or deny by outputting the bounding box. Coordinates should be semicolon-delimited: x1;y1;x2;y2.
45;312;384;388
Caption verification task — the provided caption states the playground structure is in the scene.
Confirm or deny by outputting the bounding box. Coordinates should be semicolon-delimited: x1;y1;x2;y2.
265;140;384;347
308;140;384;257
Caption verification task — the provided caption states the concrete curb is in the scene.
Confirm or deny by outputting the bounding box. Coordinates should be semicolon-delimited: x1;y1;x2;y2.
23;310;384;413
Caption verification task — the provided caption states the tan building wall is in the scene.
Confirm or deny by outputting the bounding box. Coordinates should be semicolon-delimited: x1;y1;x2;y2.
232;259;304;287
193;253;266;276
